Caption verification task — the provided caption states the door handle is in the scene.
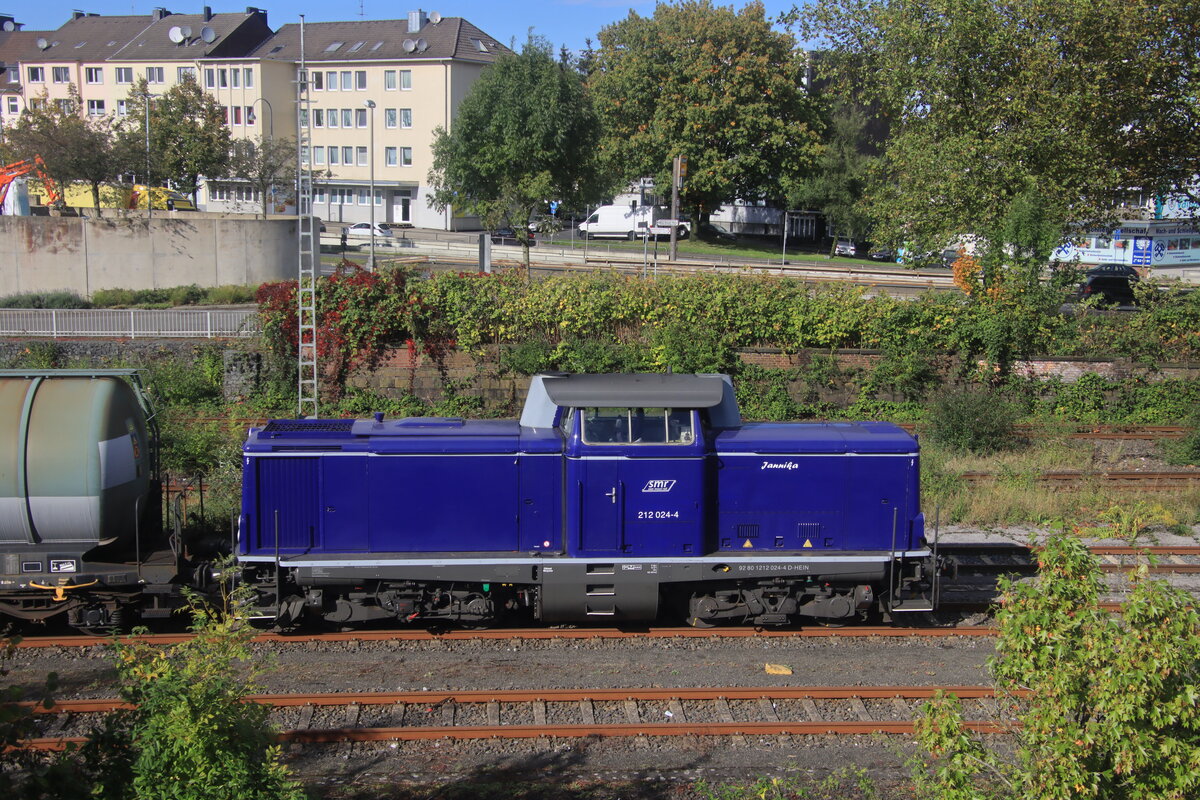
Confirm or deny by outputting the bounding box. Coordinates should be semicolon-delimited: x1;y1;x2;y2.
605;487;617;504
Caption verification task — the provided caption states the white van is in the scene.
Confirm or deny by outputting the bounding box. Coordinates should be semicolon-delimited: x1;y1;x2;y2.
578;205;689;241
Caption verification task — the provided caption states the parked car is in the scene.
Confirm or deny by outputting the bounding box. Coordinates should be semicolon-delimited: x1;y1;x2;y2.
490;228;536;247
698;222;737;242
834;238;857;257
1078;264;1139;306
867;247;896;262
346;222;394;238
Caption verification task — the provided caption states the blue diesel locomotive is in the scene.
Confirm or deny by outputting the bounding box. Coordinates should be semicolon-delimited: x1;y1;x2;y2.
240;373;942;627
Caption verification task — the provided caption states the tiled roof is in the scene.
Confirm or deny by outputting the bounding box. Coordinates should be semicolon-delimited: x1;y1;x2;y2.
0;30;48;67
252;17;507;63
21;15;157;63
111;10;271;61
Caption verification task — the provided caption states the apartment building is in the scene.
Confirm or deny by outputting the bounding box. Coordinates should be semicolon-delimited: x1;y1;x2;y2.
1;7;505;229
235;12;503;228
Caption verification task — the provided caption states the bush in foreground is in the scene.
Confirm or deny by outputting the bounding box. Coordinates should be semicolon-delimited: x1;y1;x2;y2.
924;389;1019;455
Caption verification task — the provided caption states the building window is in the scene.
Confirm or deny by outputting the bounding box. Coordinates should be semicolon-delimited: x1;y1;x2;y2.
325;71;336;90
375;190;383;206
178;66;195;82
399;70;411;90
27;66;44;83
400;147;412;166
146;66;164;84
116;99;128;117
85;67;102;84
357;188;369;205
310;71;321;91
5;66;18;83
356;146;367;166
117;67;134;84
28;98;42;109
204;68;215;88
400;108;412;128
245;106;255;126
313;108;324;127
314;187;326;203
231;68;240;88
7;97;18;114
244;68;253;88
356;108;367;128
300;145;309;165
52;66;70;83
313;146;325;166
327;108;338;128
232;106;242;125
342;146;353;164
340;71;352;91
220;106;228;124
385;108;396;128
218;68;229;88
299;108;309;127
355;70;366;90
55;98;73;113
341;108;352;128
86;99;106;116
328;147;339;165
385;146;397;166
384;70;396;90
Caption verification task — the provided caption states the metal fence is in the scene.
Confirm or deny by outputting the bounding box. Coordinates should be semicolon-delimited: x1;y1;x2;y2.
0;308;260;338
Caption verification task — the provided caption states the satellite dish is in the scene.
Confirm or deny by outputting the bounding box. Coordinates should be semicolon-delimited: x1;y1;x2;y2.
167;26;184;43
35;37;48;49
200;25;216;43
2;20;15;32
180;25;193;38
416;37;428;51
402;38;416;52
428;11;442;23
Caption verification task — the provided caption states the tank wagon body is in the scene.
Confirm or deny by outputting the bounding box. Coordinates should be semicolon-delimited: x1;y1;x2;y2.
0;370;184;630
241;373;941;627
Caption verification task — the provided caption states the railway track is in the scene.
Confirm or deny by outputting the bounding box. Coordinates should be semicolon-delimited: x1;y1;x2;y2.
958;470;1200;489
22;685;1009;750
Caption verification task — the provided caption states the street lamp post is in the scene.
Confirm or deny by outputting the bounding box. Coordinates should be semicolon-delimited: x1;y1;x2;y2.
251;96;274;137
139;92;155;220
364;99;376;271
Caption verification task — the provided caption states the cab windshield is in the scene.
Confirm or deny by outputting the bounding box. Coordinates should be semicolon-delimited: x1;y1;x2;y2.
579;407;694;445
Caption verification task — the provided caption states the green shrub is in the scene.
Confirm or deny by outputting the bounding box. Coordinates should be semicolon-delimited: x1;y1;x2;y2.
332;386;430;418
90;288;138;307
925;389;1020;454
167;284;204;306
0;291;90;308
202;284;257;305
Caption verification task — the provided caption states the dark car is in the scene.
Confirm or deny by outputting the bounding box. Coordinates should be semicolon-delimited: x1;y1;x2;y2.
698;222;737;242
867;247;896;262
1078;264;1139;306
490;228;536;247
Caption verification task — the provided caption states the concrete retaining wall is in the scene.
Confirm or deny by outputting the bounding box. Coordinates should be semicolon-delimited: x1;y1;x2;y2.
0;215;298;297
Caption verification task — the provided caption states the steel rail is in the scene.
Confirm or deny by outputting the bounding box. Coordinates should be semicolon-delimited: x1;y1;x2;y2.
16;625;999;649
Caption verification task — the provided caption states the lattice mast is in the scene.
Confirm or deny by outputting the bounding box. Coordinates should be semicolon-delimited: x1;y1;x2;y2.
296;16;318;418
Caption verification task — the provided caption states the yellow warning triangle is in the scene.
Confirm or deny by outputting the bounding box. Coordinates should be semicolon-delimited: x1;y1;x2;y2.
742;539;754;549
802;539;813;548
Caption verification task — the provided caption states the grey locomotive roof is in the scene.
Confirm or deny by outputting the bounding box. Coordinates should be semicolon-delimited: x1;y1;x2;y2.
540;374;727;408
251;18;506;63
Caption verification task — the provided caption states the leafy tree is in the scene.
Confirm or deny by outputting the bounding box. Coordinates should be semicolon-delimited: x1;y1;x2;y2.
223;135;297;216
589;0;822;221
912;533;1200;799
2;87;131;215
786;100;878;253
428;38;604;272
122;75;231;203
796;0;1200;253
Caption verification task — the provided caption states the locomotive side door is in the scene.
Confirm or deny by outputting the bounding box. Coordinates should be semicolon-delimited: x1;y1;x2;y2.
566;407;705;557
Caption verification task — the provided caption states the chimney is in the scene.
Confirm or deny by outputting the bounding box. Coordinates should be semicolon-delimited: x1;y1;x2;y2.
408;9;427;33
0;13;20;29
152;7;171;20
71;10;87;20
245;6;261;14
203;5;213;20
